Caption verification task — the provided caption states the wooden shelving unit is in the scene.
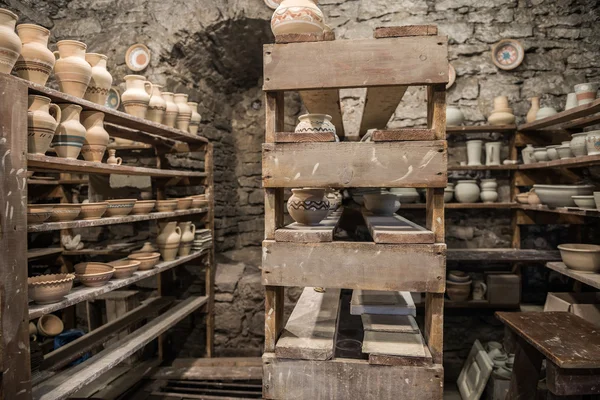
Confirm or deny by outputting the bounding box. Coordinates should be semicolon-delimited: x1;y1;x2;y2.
545;262;600;290
0;74;215;400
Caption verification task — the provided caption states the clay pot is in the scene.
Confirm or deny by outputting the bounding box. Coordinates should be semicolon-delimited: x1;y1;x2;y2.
480;188;498;203
173;197;192;210
27;95;61;155
74;262;114;287
295;113;336;135
485;141;502;166
157;221;182;261
480;178;497;190
28;273;74;305
533;148;549;162
178;221;196;257
565;93;578;110
105;199;136;217
526;97;540;123
29;321;37;336
79;202;108;220
533;184;594;208
108;260;141;279
570;133;588;157
128;252;160;270
53;104;86;159
546;145;560;161
557;145;574;159
572;195;596;209
27;204;53;224
106;148;122;165
0;9;21;74
84;53;112;105
54;40;92;97
363;193;401;215
535;107;557;120
147;84;166;124
161;92;178;128
156;199;177;212
48;204;81;222
15;24;54;85
37;314;64;337
444;188;454;203
493;96;509;109
521;144;536;164
446;106;464;127
173;94;192;131
271;0;325;37
585;130;600;156
488;110;516;126
81;111;109;162
574;82;599;106
558;244;600;273
527;189;541;205
188;101;202;134
466;140;483;166
455;180;480;203
287;188;329;225
122;75;152;118
133;242;158;254
446;280;472;302
131;200;155;215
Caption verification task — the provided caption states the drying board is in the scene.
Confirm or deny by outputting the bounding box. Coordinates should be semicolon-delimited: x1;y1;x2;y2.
351;290;416;316
457;339;494;400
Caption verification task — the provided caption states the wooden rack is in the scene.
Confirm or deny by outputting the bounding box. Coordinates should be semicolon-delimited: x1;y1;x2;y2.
0;74;215;400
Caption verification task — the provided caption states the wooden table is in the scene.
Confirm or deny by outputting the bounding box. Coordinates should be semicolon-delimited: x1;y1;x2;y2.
496;312;600;399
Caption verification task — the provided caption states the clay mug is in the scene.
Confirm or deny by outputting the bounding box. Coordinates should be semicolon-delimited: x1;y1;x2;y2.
106;149;122;165
15;24;54;85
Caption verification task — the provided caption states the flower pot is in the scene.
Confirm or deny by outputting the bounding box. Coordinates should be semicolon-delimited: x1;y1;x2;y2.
27;95;60;155
446;106;464;126
526;97;539;123
54;40;92;97
585;130;600;156
122;75;152;118
521;144;536;164
287;188;329;225
574;82;599;106
178;221;196;257
295;113;336;135
466;140;483;166
363;193;401;216
455;180;480;203
161;92;178;128
15;24;53;85
174;93;192;131
147;84;166;124
0;9;21;74
84;53;112;105
271;0;325;37
81;111;109;162
188;101;202;134
53;104;86;159
485;141;502;166
157;221;182;261
558;244;600;273
570;132;588;157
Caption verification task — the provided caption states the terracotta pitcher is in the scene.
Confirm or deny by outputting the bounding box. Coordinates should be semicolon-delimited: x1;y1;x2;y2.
81;111;109;162
27;95;61;155
147;84;166;123
52;104;86;159
161;92;178;128
526;97;540;123
121;75;152;118
0;8;21;74
15;24;54;85
178;221;196;257
188;101;202;134
173;93;192;131
53;40;92;97
156;221;182;261
84;53;112;105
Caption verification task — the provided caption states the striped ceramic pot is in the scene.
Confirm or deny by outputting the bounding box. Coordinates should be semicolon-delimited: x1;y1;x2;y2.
15;24;54;85
27;95;60;155
287;188;329;226
0;9;21;74
122;75;152;118
52;104;86;159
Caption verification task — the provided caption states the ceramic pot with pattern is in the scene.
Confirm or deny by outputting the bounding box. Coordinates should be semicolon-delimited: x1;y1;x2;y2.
52;104;86;159
585;130;600;156
157;221;182;261
295;113;335;135
53;40;92;97
27;95;61;155
84;53;112;105
271;0;325;37
15;24;54;85
178;221;196;257
0;9;21;74
147;84;166;124
287;188;329;225
161;92;178;128
81;111;109;162
188;101;202;134
574;82;599;106
570;133;588;157
173;93;192;131
121;75;152;118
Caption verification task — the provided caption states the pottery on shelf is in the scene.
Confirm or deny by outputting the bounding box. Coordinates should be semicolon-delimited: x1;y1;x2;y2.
48;204;81;222
446;106;464;127
131;199;155;215
585;130;600;156
295;113;336;135
565;93;578;110
15;24;53;85
53;40;92;97
557;144;574;159
533;184;594;208
81;111;109;162
472;280;487;300
444;188;454;203
528;189;541;205
28;273;74;305
156;199;177;212
574;82;599;106
455;180;480;203
488;96;516;126
0;8;21;74
480;178;497;190
27;204;53;224
271;0;325;37
105;199;136;217
364;193;401;216
446;280;472;302
466;140;483;166
558;244;600;273
147;84;166;124
108;259;141;279
448;270;470;283
287;188;330;225
188;101;202;134
546;145;560;161
521;144;536;164
533;147;549;162
53;104;86;159
37;314;64;337
388;188;419;204
535;107;558;120
79;202;108;220
173;197;192;210
481;188;498;203
570;132;588;157
178;221;196;257
128;252;160;270
161;92;178;128
572;195;596;209
515;193;529;204
485;141;502;166
526;97;540;123
106;148;122;165
74;262;114;287
174;93;192;131
122;75;152;118
84;53;112;105
157;221;182;261
27;95;61;155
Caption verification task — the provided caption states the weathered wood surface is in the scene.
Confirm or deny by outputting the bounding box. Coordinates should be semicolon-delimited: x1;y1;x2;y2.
276;288;341;361
361;314;419;333
27;247;63;259
362;330;428;358
546;361;600;396
262;240;446;292
274;131;336;143
263;36;448;91
359;86;408;137
299;89;345;138
274;211;341;243
363;212;434;244
446;124;516;134
449;164;518;171
427;84;446;140
350;290;416;316
519;153;600;170
374;25;438;38
519;98;600;131
263;353;444;399
265;286;285;353
263;141;447;188
497;312;600;369
171;357;262;368
546;262;600;290
447;248;561;262
274;32;334;44
152;366;263;381
372;129;436;141
424;292;444;364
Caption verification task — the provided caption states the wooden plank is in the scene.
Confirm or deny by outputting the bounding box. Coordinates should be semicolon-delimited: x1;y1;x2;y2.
171;357;262;368
447;249;561;262
262;240;446;292
562;113;600;130
520;204;600;219
262;141;447;188
276;288;341;361
427;187;445;242
32;296;208;400
299;89;345;138
263;36;448;91
424;292;444;364
362;330;428;358
372;129;436;142
274;211;341;243
274;131;336;143
204;142;215;358
363;211;434;244
350;290;416;316
545;262;600;290
546;362;600;396
449;165;518;171
264;286;284;353
275;32;333;44
359;86;408;137
374;25;438;38
446;125;516;134
152;366;263;381
361;314;419;333
518;153;600;170
427;84;446;140
71;365;131;398
27;247;63;260
519;98;600;131
263;353;444;399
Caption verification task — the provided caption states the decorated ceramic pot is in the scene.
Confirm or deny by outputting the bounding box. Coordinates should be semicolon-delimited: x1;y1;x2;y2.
455;180;480;203
574;82;599;105
188;101;202;134
157;221;182;261
54;40;92;97
287;188;329;225
0;9;21;74
147;84;166;124
570;132;588;157
295;113;335;135
585;130;600;156
27;95;61;155
526;97;539;123
84;53;112;105
535;107;557;120
446;106;464;127
178;221;196;257
122;75;152;118
81;111;109;162
521;144;536;164
161;92;178;128
53;104;86;159
15;24;54;85
174;93;192;131
271;0;325;37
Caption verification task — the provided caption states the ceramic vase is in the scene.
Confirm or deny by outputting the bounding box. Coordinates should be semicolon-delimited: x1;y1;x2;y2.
27;95;61;155
565;93;578;110
178;221;196;257
15;24;53;85
485;141;502;166
188;101;202;134
480;178;497;190
526;97;540;123
161;92;178;128
488;96;516;126
81;111;109;162
156;221;182;261
521;144;536;164
533;148;549;162
122;75;152;118
0;9;21;74
84;53;112;105
173;94;192;131
574;82;599;105
53;40;92;97
106;148;122;165
570;133;588;157
455;180;480;203
53;104;86;159
446;106;464;127
287;188;329;225
546;145;560;161
147;84;166;124
466;140;483;166
585;130;600;156
271;0;325;37
295;113;336;135
535;107;557;120
480;188;498;203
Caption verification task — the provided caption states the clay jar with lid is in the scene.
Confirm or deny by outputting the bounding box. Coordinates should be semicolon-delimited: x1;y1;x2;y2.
15;24;54;85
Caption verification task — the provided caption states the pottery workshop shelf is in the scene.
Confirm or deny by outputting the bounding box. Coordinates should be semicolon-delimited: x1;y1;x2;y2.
519;204;600;218
518;153;600;170
446;125;517;134
545;262;600;290
446;249;562;262
518;98;600;131
401;202;517;209
27;247;64;260
448;165;518;171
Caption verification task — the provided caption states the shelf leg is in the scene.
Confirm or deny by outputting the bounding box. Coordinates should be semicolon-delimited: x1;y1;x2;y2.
265;286;285;353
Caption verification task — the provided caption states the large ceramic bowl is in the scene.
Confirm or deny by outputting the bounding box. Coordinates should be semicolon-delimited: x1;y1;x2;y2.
127;252;160;270
109;259;141;279
48;204;81;222
105;199;136;217
572;195;596;209
27;205;53;224
28;273;75;304
74;262;114;287
37;314;64;337
558;244;600;273
156;200;177;212
131;200;156;215
533;185;594;208
80;202;108;220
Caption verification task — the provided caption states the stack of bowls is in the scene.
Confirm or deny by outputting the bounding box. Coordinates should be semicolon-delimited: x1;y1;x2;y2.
446;270;472;301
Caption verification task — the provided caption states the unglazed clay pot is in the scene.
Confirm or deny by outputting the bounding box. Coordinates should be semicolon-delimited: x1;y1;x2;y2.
444;188;454;203
188;101;202;134
84;53;112;105
585;130;600;156
455;180;480;203
15;24;54;85
557;145;574;159
287;188;329;225
37;314;64;337
565;93;578;110
485;141;502;166
53;104;86;159
174;93;192;131
364;193;401;215
106;148;122;165
558;244;600;273
147;84;166;124
271;0;325;37
295;113;336;135
488;96;515;125
161;92;178;127
574;82;599;105
480;188;498;203
128;252;160;270
122;75;152;118
526;96;540;123
0;9;21;74
546;145;560;161
81;111;109;162
178;221;196;257
28;274;74;305
446;106;464;126
533;147;549;162
570;132;588;157
27;95;61;155
54;40;92;97
535;107;557;120
157;221;182;261
521;144;536;164
466;140;483;166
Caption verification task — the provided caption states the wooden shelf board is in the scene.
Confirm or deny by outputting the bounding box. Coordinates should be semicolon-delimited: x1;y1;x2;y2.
28;179;88;186
546;262;600;290
416;300;520;309
28;207;209;233
519;204;600;218
449;165;518;171
518;154;600;170
446;125;517;134
518;98;600;131
28;249;209;320
28;247;63;260
274;211;341;243
400;203;516;209
362;211;434;244
447;248;561;262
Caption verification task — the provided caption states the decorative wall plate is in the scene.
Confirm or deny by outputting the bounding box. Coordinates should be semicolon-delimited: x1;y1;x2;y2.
264;0;281;9
491;39;524;71
447;63;456;89
125;43;151;71
105;87;121;110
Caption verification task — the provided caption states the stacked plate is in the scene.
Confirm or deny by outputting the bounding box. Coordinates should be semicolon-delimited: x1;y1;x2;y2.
192;228;212;252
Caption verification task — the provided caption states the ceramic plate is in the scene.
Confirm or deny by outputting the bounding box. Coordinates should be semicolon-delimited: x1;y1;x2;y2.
491;39;524;71
264;0;281;9
125;43;151;71
105;87;120;110
447;63;456;89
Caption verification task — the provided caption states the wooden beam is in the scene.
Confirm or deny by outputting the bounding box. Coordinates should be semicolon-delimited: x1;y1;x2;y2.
274;131;336;143
374;25;438;38
545;262;600;290
424;293;444;364
274;211;341;243
151;365;263;381
447;249;561;262
362;212;434;244
264;286;285;353
519;98;600;131
372;129;436;142
546;362;600;396
359;86;408;137
299;89;345;138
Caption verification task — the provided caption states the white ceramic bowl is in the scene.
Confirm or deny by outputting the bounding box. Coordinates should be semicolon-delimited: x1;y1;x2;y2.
594;192;600;210
533;185;594;208
558;244;600;273
572;195;596;209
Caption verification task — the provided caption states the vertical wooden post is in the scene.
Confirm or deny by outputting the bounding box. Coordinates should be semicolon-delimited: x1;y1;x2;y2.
205;143;215;357
427;84;446;140
0;75;32;399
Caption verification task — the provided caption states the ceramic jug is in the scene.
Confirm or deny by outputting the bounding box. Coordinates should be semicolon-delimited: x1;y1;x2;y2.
188;101;202;134
122;75;152;118
526;97;539;123
287;188;329;225
0;9;21;74
485;141;502;166
173;93;192;131
161;92;178;128
27;95;61;155
178;221;196;257
84;53;112;105
53;40;92;97
15;24;53;85
147;84;166;124
446;105;464;127
271;0;325;37
565;93;578;110
156;221;182;261
53;104;86;159
80;111;109;162
521;144;536;164
466;140;483;166
455;180;480;203
106;149;122;165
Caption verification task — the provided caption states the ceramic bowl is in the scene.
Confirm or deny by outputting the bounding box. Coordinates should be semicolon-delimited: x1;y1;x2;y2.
48;204;81;222
28;273;75;304
533;185;594;208
172;197;192;210
131;200;156;215
558;244;600;273
533;148;549;162
363;193;400;215
80;202;108;220
448;270;470;283
388;188;420;204
156;200;178;212
108;259;141;279
594;192;600;210
27;205;53;224
127;252;160;270
572;195;596;209
37;314;64;337
105;199;136;217
191;197;208;208
515;193;529;204
557;145;574;159
74;262;114;287
444;189;454;203
535;107;558;120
